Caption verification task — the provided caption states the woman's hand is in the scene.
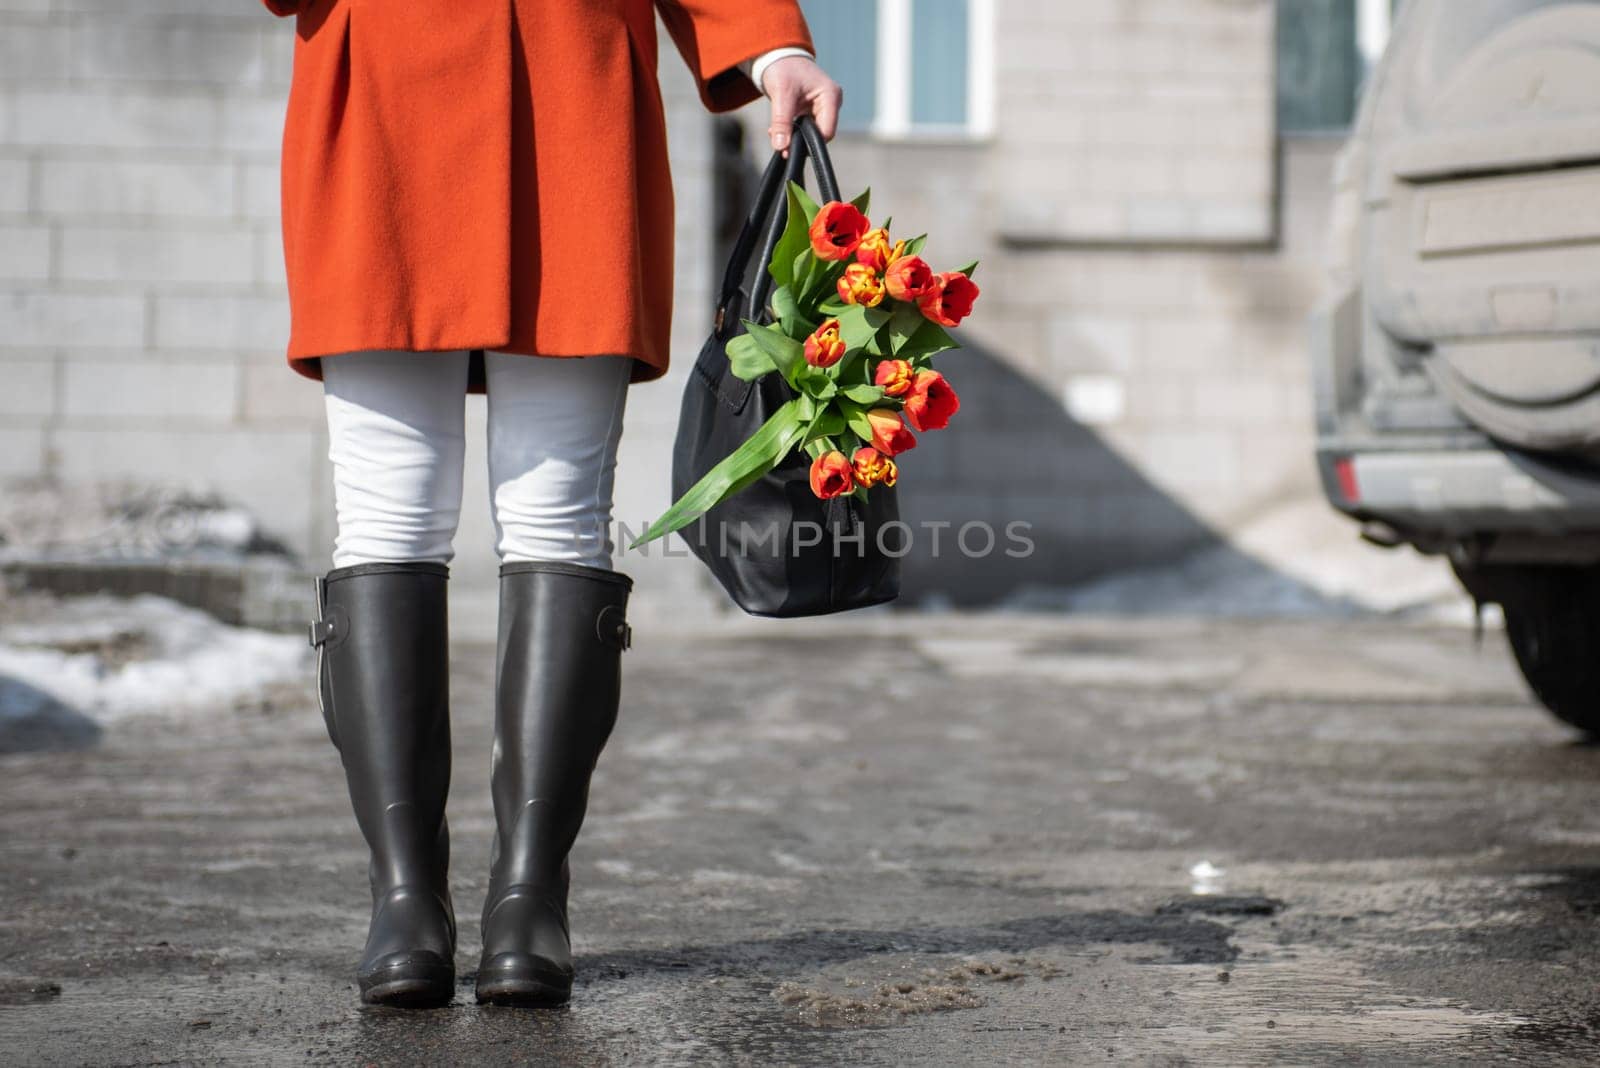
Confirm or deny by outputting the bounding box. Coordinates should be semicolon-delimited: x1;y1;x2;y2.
761;56;843;157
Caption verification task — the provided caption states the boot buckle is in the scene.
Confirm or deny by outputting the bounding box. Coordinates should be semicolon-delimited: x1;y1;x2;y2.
596;605;631;651
308;619;336;647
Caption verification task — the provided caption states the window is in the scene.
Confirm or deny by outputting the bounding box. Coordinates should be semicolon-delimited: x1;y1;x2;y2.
1277;0;1401;133
799;0;994;138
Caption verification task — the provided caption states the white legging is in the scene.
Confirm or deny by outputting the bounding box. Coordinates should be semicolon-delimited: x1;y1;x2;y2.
321;349;631;571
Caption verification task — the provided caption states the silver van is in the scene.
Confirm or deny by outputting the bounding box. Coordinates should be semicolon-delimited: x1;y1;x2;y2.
1313;0;1600;729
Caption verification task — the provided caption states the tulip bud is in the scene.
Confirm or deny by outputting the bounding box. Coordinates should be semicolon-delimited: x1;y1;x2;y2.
873;359;914;397
851;446;898;489
865;407;917;457
837;263;887;308
803;319;846;368
854;228;894;271
808;449;855;499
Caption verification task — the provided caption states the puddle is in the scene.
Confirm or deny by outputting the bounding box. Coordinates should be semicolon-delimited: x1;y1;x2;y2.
1153;941;1535;1059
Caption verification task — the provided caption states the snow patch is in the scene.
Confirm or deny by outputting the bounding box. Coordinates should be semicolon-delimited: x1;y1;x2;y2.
0;592;308;724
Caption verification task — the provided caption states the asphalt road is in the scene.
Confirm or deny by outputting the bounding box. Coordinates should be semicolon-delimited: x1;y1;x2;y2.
4;611;1600;1065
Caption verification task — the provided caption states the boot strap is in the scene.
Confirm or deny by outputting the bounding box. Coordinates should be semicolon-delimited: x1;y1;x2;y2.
308;575;348;649
596;604;632;650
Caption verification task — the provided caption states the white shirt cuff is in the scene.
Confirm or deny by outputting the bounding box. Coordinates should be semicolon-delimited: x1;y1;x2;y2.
737;47;815;97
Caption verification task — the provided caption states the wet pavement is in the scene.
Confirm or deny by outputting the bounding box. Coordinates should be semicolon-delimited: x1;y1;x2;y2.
5;611;1600;1065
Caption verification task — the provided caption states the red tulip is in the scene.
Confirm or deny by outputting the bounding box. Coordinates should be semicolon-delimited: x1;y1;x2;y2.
917;271;980;328
903;370;959;431
809;201;870;262
808;450;855;499
865;408;917;457
884;255;937;303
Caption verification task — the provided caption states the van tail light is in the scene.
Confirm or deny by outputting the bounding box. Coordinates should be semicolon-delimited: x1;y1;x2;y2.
1334;456;1361;504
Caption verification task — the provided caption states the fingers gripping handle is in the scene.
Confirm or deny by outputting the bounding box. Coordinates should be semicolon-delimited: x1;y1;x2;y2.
714;114;842;335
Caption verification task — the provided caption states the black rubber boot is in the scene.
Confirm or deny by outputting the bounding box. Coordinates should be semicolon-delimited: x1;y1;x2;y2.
475;561;633;1007
309;561;457;1008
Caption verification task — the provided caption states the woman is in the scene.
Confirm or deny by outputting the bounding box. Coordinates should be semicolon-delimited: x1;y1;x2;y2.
262;0;841;1009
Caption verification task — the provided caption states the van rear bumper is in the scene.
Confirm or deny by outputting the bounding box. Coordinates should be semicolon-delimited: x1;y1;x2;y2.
1317;443;1600;537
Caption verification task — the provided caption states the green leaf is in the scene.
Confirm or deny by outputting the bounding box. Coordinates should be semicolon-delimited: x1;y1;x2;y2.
797;256;847;316
832;345;866;382
849;187;870;216
804;409;846;441
842;383;884;405
801;373;838;402
840;400;875;444
741;319;805;385
628;399;808;547
768;182;817;291
900;319;958;363
903;233;928;257
772;285;801;329
887;302;926;354
953;259;978;279
790;180;821;222
836;303;891;352
727;333;775;382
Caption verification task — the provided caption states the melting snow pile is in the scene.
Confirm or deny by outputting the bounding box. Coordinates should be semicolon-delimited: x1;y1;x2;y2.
0;592;308;727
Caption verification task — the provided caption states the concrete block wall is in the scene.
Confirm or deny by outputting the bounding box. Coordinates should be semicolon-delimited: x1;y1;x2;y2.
733;0;1332;601
0;1;731;624
0;1;328;569
992;0;1277;246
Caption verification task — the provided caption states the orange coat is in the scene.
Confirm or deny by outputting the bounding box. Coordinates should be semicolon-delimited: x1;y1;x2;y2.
263;0;812;392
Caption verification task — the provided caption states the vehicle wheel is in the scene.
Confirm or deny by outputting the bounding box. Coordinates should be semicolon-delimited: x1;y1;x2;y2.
1500;567;1600;735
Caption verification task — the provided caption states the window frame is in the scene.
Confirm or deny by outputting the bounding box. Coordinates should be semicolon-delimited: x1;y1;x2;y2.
1277;0;1398;137
819;0;996;143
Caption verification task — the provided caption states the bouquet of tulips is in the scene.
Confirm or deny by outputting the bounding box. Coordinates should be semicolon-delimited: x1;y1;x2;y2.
633;182;979;547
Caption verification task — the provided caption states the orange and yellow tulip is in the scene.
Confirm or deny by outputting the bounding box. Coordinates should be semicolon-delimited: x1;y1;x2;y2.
803;319;846;368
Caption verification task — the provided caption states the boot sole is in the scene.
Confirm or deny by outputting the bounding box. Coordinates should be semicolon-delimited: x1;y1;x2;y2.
475;961;573;1007
475;978;572;1007
359;961;456;1008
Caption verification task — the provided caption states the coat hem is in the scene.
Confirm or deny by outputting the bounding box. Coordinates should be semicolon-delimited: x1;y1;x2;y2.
287;343;668;394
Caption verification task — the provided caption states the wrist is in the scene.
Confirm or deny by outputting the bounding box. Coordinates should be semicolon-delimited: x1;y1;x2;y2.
742;47;815;97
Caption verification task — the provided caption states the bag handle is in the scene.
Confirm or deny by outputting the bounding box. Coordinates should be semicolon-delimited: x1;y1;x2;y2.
714;114;842;338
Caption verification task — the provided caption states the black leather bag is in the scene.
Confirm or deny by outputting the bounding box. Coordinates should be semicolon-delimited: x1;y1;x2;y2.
670;115;902;617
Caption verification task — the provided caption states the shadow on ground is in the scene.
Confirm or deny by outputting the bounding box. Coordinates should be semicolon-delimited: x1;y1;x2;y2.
0;676;100;754
573;907;1241;988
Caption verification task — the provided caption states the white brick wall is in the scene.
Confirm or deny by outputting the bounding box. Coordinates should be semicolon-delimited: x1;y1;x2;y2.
0;2;732;621
0;6;303;550
992;0;1276;246
1;0;1341;609
728;0;1337;596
